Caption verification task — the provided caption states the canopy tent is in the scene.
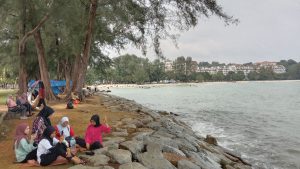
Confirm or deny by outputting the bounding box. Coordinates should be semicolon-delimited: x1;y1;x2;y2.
28;80;67;95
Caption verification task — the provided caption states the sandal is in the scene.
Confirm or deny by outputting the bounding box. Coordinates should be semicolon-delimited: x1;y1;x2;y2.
72;156;87;165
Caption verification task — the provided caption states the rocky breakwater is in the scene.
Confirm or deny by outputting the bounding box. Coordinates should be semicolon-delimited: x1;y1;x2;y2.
69;93;252;169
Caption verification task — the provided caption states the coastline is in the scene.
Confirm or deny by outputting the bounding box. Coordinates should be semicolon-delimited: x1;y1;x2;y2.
94;79;300;90
90;92;252;169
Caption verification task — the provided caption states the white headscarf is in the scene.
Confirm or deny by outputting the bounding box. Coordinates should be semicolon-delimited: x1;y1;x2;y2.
57;117;70;138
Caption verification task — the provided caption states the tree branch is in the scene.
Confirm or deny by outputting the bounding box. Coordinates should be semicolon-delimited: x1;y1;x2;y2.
19;14;49;53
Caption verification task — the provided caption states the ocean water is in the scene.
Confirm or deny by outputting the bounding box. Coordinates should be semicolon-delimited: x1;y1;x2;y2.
109;81;300;169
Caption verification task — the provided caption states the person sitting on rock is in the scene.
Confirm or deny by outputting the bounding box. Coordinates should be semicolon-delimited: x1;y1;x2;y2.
14;123;37;163
76;114;111;150
54;117;76;148
32;106;54;143
37;126;85;166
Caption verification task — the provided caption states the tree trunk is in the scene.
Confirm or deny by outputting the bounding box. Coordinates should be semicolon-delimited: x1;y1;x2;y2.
33;30;56;101
18;0;28;94
63;58;72;95
71;0;98;95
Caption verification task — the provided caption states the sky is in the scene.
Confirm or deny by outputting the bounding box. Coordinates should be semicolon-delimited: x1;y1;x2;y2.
106;0;300;64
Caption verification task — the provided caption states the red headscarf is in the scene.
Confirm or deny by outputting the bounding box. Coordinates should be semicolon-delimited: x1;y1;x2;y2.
15;123;29;148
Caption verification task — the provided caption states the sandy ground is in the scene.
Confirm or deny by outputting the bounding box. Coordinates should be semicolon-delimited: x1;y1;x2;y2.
0;95;137;169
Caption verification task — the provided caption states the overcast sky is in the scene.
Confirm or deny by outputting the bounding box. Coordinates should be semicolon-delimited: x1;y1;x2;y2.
107;0;300;64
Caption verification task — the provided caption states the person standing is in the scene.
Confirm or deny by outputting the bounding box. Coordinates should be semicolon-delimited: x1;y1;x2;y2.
37;81;46;107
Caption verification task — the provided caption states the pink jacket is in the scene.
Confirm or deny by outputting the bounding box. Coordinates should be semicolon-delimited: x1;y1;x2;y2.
84;124;111;144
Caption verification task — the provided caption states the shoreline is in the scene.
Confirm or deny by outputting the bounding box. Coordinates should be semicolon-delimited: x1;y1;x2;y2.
94;79;300;90
95;92;252;169
0;92;252;169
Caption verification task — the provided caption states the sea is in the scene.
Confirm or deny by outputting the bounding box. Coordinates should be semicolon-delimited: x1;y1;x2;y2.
109;81;300;169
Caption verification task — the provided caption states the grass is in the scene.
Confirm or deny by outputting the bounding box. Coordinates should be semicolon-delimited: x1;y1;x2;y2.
0;95;137;169
0;89;17;105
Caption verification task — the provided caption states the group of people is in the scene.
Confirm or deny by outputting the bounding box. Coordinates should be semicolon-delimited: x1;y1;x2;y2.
7;81;46;120
14;105;111;166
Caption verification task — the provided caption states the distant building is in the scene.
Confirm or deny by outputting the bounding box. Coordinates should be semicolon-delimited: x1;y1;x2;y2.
164;59;173;72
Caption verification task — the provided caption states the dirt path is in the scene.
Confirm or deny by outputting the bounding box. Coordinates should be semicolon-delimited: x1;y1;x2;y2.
0;95;137;169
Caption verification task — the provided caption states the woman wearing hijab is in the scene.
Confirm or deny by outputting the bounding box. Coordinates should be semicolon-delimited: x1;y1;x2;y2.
14;123;37;163
32;106;54;143
76;114;111;150
37;126;84;166
54;117;76;147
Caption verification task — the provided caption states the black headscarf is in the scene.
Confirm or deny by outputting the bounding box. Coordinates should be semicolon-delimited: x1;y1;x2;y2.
37;106;54;127
42;126;56;146
90;114;101;127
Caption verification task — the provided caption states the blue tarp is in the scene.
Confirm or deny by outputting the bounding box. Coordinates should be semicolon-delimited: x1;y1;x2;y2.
28;80;68;95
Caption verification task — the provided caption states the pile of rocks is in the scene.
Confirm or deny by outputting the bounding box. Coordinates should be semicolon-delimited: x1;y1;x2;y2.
69;94;252;169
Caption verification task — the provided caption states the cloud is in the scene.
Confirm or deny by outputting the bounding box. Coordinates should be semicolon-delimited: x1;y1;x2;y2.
107;0;300;63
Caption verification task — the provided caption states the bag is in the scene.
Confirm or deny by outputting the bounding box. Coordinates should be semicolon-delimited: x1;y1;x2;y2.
66;100;73;109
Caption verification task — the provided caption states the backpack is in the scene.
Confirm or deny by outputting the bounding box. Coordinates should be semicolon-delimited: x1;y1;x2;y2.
66;100;74;109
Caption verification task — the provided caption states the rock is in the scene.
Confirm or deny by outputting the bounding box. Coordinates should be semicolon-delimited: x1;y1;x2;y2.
146;136;179;149
147;121;162;130
140;115;153;124
162;145;186;157
233;163;252;169
94;147;109;155
121;117;133;123
152;128;176;138
100;166;115;169
119;162;148;169
67;165;99;169
163;152;189;167
186;151;222;169
175;138;198;152
178;160;200;169
204;135;218;145
225;165;235;169
88;154;110;166
136;128;154;133
137;142;176;169
102;137;126;147
158;111;170;115
107;149;132;164
111;131;129;137
119;140;144;160
131;132;153;141
115;128;127;132
123;124;137;129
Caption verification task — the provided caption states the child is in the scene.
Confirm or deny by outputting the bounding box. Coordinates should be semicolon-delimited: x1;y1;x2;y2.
14;123;37;163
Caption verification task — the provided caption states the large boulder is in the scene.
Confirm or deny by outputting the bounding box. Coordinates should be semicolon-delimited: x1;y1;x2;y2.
102;137;126;147
185;151;222;169
178;160;200;169
137;142;176;169
162;145;186;157
107;149;132;164
68;165;93;169
163;152;189;167
204;135;218;145
111;131;129;137
119;162;148;169
88;154;110;166
119;140;144;160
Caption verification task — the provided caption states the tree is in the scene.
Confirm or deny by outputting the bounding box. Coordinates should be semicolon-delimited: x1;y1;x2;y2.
212;71;225;81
